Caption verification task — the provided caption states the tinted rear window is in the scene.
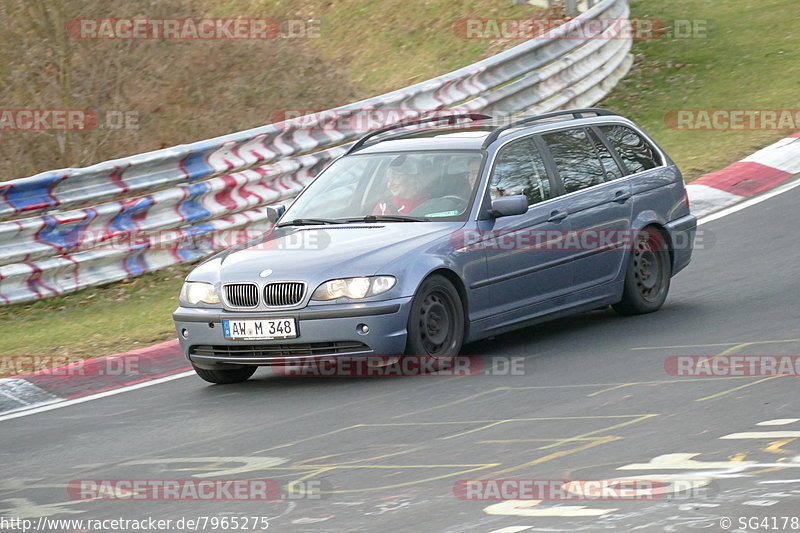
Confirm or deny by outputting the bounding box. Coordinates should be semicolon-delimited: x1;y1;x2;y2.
588;129;624;180
600;125;661;174
542;128;605;194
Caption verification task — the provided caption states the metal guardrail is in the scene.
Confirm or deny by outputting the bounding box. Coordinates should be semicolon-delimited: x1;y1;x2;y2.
515;0;600;16
0;0;632;305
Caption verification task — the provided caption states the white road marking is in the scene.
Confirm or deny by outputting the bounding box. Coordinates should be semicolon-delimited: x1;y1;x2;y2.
484;500;617;517
617;452;755;470
696;176;800;225
720;432;800;439
0;497;88;519
0;371;195;423
119;456;288;477
757;419;800;426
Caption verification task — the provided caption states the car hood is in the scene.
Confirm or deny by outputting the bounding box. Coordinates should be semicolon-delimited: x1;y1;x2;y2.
189;222;462;284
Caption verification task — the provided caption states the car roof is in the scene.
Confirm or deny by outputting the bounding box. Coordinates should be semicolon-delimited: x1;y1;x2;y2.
350;110;636;154
353;125;495;153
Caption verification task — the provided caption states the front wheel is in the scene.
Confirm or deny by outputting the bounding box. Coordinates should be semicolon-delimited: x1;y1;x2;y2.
405;274;465;357
612;228;672;316
192;364;257;384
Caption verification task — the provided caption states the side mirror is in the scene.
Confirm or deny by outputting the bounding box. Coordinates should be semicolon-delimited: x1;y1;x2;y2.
266;205;286;224
490;195;528;218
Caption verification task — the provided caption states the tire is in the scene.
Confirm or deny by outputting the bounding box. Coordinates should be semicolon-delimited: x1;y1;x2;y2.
405;274;465;357
612;227;672;316
192;364;257;384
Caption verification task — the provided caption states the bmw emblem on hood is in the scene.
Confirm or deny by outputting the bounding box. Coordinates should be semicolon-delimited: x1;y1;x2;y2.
259;268;273;278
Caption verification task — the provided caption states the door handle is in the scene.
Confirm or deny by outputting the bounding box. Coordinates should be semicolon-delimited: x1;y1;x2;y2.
547;210;568;223
613;190;631;203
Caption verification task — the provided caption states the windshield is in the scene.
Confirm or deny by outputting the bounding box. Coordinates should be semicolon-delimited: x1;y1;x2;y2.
281;151;484;223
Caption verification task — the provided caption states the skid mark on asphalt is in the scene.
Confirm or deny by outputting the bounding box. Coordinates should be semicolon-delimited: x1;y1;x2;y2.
695;376;786;402
390;384;606;420
536;415;656;451
477;437;616;444
479;436;621;479
630;338;800;351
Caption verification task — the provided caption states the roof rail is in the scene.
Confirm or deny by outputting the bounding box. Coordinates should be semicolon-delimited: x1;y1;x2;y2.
346;112;492;154
481;108;618;149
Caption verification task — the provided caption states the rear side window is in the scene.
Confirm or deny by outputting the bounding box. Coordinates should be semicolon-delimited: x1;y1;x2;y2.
600;125;661;174
588;129;624;180
490;138;552;206
542;128;605;194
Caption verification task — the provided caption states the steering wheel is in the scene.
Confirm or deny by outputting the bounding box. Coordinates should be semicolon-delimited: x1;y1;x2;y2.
439;195;469;211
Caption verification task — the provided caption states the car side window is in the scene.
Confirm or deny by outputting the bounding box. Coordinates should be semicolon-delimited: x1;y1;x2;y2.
600;125;661;174
542;128;605;194
588;129;624;181
490;138;552;206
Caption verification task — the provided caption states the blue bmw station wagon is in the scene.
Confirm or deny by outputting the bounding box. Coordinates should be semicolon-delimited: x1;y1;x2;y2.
173;109;697;383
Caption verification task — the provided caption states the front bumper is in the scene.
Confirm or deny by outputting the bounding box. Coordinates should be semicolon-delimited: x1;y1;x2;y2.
173;297;413;368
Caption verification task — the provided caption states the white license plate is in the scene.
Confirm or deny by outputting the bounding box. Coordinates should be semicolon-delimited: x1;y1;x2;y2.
222;318;297;340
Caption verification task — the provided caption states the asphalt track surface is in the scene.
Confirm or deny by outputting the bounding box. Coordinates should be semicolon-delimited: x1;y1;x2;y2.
2;182;800;533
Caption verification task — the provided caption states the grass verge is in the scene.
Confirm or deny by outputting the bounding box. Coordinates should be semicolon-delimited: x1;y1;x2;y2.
598;0;799;179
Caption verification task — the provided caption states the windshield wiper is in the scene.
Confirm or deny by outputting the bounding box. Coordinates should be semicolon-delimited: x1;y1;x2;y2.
276;218;349;227
346;215;428;223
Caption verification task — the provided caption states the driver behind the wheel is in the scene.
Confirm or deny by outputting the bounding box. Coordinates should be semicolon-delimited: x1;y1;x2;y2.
373;159;428;215
439;157;482;200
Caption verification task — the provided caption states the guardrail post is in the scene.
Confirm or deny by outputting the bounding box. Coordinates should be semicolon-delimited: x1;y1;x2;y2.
565;0;578;15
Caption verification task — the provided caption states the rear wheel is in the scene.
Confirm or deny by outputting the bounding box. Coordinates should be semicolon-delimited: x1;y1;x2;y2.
405;274;464;358
612;227;671;315
192;364;257;384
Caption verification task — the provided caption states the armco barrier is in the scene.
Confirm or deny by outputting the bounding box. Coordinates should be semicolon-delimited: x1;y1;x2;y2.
0;0;632;305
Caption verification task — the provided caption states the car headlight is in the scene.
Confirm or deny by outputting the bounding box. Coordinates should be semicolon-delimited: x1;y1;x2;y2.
311;276;396;301
180;281;220;305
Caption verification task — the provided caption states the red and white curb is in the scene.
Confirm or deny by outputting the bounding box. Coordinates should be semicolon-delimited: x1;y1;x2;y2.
2;133;800;418
0;340;188;417
686;132;800;217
